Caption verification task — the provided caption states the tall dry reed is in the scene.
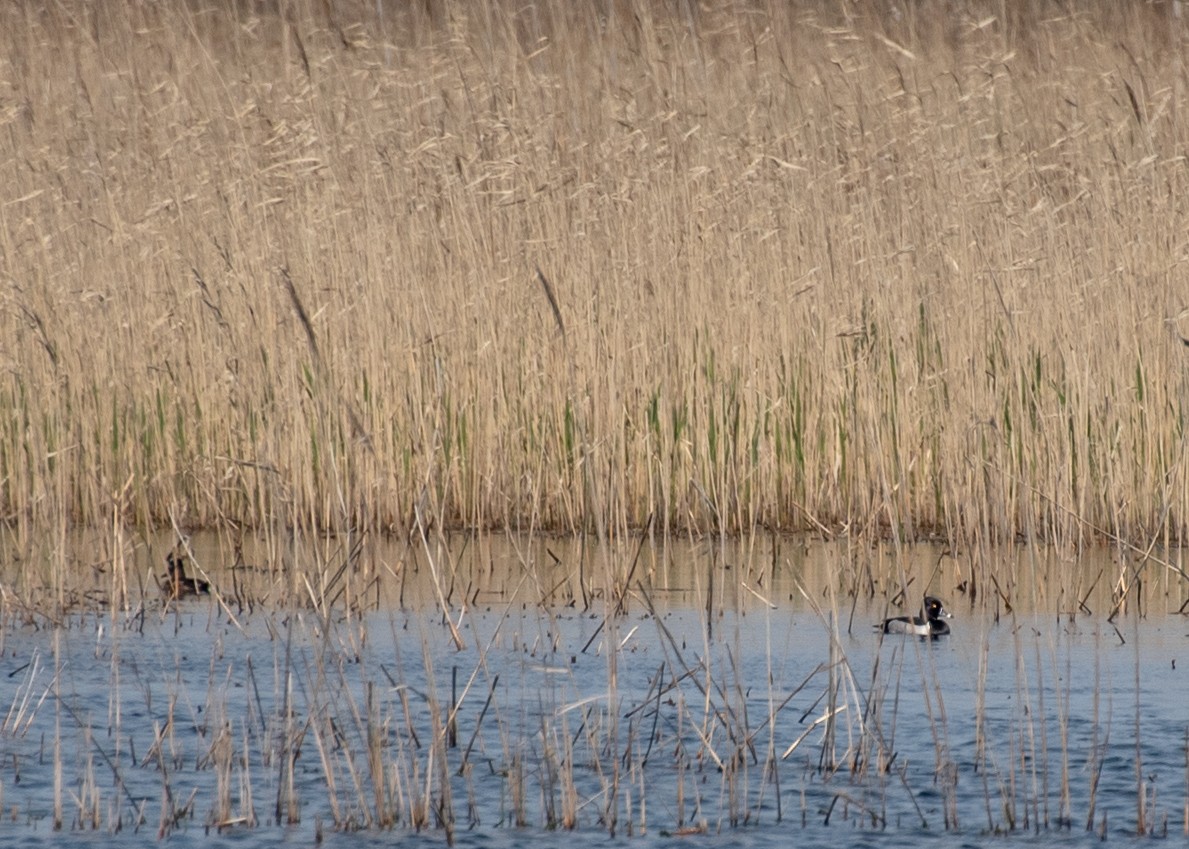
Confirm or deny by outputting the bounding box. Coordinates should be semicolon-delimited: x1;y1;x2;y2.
1;1;1187;554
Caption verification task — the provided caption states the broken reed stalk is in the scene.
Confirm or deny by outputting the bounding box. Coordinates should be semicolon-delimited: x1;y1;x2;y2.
458;674;499;775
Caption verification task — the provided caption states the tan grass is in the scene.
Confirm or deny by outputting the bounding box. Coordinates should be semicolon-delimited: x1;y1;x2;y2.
1;1;1188;550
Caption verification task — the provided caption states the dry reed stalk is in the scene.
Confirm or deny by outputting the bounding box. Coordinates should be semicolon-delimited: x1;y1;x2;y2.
306;702;343;827
52;634;61;831
458;674;498;776
78;730;96;828
538;709;560;829
636;752;648;833
274;627;301;825
2;651;49;737
1054;632;1073;829
303;648;370;828
415;634;455;841
1134;614;1146;835
1084;628;1108;832
209;721;234;827
364;680;395;826
238;724;256;828
507;750;526;829
559;708;579;830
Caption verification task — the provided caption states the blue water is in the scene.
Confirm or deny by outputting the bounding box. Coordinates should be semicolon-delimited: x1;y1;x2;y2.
0;598;1186;848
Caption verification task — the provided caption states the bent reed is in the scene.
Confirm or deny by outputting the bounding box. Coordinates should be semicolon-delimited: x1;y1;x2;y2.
2;1;1188;548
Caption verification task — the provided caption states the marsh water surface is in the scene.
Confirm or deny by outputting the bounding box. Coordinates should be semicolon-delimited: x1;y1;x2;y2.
1;536;1187;848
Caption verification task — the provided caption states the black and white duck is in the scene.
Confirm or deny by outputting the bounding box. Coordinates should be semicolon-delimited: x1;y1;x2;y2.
878;596;952;637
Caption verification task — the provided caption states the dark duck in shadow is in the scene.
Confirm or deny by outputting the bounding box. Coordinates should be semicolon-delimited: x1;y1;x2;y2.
878;595;952;637
165;550;210;598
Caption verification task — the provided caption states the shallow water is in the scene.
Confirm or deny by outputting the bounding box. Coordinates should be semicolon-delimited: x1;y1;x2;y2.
1;577;1187;848
2;532;1188;846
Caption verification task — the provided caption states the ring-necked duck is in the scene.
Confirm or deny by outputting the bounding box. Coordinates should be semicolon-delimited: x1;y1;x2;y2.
878;595;952;637
165;552;210;598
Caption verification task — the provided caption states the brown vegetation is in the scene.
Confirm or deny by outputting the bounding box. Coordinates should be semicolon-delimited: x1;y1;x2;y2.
2;1;1188;548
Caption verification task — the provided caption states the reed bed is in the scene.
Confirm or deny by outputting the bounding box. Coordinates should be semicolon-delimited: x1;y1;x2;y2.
2;0;1189;553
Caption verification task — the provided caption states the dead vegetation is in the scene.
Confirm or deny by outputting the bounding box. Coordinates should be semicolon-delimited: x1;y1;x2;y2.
0;1;1187;553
